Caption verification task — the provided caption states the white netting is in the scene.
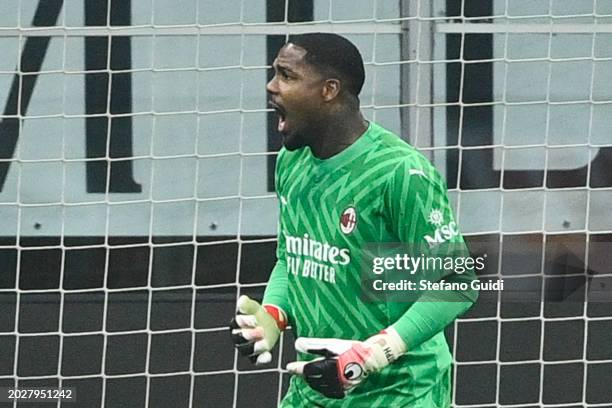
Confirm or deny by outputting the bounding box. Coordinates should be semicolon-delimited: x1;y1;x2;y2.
0;0;611;407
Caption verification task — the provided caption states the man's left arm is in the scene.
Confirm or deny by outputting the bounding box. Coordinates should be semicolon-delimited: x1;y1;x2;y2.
385;159;478;350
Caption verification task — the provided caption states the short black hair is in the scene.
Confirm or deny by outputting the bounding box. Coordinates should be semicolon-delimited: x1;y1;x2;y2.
287;33;365;97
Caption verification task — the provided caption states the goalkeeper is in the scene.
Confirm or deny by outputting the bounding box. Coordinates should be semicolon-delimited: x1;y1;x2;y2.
230;33;478;407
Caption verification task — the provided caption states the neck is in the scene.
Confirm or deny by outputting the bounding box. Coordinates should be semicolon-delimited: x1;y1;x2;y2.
308;110;368;159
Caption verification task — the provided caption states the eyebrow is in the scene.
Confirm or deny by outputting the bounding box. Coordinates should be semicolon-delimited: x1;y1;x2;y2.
273;62;296;75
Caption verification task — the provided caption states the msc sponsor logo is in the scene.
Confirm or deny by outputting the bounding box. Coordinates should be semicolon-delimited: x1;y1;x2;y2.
424;208;459;247
424;221;459;247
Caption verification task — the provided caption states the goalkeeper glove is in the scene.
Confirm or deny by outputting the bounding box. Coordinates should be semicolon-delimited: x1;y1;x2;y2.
286;328;407;399
229;295;287;365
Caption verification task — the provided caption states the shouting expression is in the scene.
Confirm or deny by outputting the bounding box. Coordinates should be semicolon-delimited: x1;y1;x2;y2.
267;43;332;150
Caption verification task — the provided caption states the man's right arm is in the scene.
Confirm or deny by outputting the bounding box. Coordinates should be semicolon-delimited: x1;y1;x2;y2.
262;148;291;321
262;259;290;320
229;149;291;366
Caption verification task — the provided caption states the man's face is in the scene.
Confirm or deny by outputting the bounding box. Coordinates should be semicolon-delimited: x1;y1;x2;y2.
266;43;325;150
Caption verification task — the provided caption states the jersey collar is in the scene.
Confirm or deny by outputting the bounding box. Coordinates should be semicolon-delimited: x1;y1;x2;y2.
308;121;376;172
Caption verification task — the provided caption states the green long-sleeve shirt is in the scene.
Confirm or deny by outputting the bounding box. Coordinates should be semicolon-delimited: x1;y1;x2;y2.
264;122;478;407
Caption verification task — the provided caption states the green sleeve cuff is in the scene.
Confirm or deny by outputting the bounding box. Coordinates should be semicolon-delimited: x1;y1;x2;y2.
392;297;474;350
262;260;291;319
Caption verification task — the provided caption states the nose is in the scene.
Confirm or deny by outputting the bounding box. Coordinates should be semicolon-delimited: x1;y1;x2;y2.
266;75;278;94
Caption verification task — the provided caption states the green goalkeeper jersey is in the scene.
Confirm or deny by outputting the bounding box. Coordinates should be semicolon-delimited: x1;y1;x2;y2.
264;122;478;407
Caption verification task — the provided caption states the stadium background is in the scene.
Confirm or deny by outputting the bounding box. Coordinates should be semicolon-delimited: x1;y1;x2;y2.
0;0;610;406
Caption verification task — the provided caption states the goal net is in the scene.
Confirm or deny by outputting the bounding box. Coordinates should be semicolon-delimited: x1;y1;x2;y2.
0;0;610;407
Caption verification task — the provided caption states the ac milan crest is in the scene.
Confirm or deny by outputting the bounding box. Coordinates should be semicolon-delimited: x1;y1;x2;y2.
340;207;357;234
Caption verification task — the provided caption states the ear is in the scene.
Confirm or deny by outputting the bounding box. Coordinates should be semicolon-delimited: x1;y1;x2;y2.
322;79;340;102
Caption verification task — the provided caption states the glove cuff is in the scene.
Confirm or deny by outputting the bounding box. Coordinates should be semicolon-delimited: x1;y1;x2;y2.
381;326;408;355
263;304;288;331
365;327;407;366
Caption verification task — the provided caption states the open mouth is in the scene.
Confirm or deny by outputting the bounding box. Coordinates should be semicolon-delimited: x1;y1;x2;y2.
268;100;287;133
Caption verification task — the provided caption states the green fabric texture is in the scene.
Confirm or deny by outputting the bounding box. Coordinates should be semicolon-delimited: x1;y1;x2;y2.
263;122;477;406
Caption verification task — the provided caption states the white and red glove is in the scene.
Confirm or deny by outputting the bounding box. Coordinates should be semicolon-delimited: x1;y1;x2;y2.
229;295;288;365
286;328;407;399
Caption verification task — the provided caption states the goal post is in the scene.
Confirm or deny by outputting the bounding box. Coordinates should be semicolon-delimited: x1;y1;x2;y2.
0;0;610;407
